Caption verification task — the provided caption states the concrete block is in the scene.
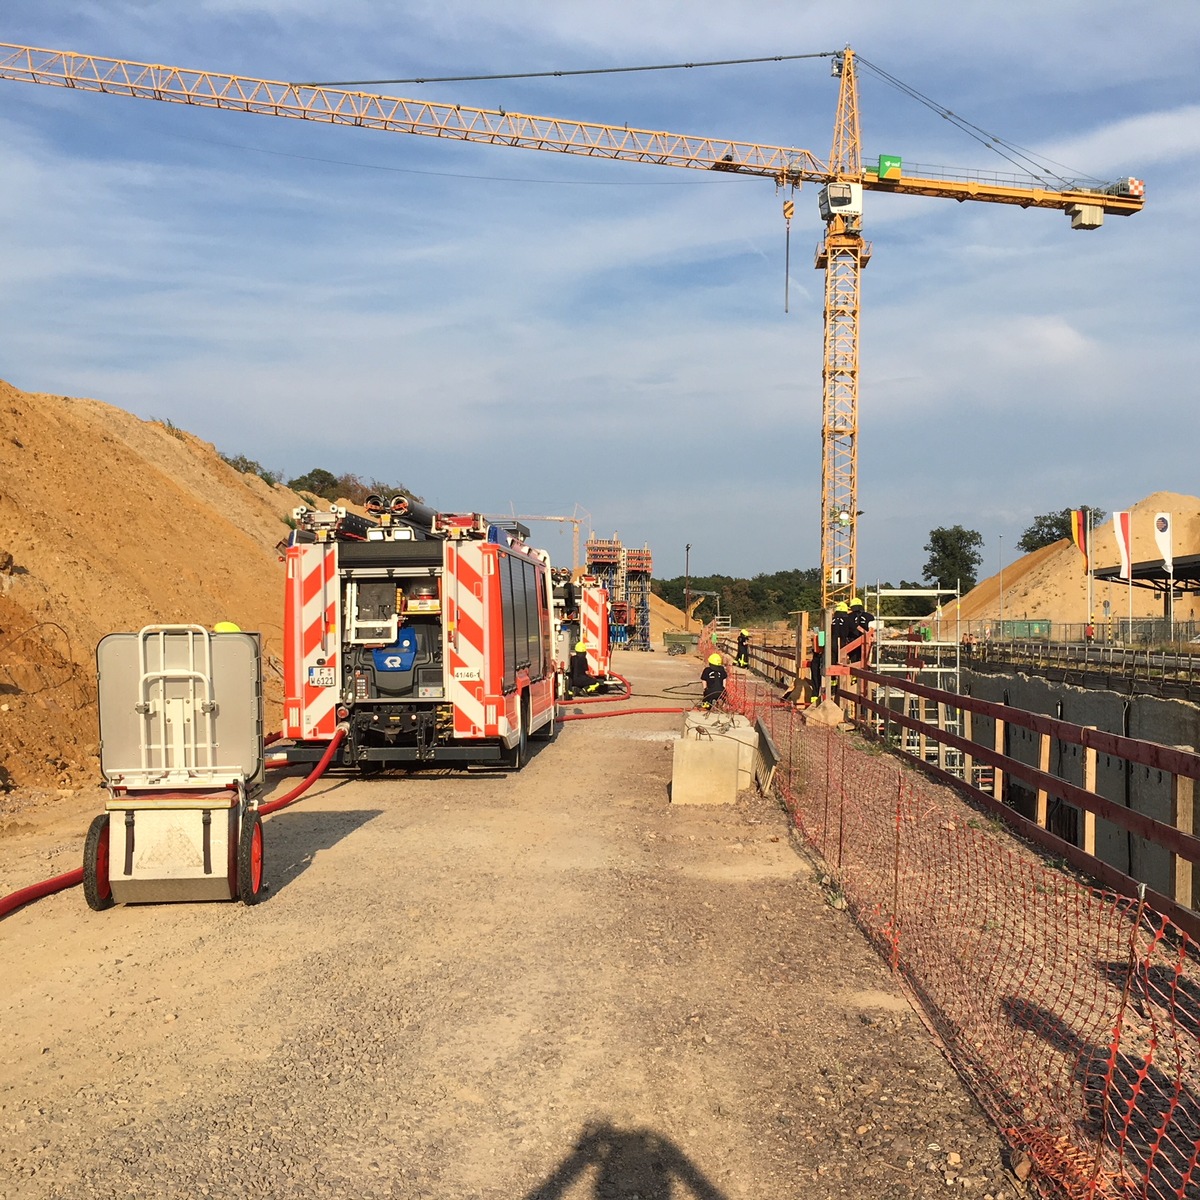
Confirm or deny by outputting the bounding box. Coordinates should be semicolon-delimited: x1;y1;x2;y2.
680;712;758;788
724;725;761;789
671;737;740;806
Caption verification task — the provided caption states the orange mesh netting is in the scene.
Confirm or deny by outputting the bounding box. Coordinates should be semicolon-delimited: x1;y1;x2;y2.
725;671;1200;1200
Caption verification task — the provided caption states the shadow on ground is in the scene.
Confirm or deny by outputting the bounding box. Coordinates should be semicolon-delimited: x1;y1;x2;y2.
523;1121;728;1200
262;808;382;897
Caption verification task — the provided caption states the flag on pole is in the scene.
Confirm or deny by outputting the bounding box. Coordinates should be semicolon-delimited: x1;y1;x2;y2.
1155;512;1173;573
1069;509;1089;572
1112;511;1132;580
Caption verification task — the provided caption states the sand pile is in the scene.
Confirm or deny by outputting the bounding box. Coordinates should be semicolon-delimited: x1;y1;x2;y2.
953;492;1200;625
649;591;689;642
0;380;307;788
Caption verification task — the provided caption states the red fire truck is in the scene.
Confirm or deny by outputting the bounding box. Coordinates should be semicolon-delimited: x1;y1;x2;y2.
281;497;556;770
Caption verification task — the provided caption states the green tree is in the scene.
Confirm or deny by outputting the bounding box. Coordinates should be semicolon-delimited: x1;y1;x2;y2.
287;468;341;500
1017;506;1107;553
923;526;984;590
652;567;821;625
220;452;283;487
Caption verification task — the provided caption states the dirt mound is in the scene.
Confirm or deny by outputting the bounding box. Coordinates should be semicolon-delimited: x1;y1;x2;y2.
649;591;688;642
0;380;306;787
952;492;1200;627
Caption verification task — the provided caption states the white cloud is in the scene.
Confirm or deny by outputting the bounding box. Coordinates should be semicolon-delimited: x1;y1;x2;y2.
1040;105;1200;176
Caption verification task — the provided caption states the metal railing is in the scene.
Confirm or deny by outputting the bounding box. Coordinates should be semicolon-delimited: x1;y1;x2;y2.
972;640;1200;701
836;665;1200;939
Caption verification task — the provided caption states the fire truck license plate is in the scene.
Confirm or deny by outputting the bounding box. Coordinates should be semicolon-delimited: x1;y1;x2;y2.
308;667;336;687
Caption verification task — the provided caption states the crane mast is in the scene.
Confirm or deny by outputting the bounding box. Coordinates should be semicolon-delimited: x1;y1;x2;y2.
0;42;1145;613
817;48;867;608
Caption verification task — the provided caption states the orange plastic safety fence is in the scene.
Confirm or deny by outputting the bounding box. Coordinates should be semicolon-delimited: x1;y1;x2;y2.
724;671;1200;1200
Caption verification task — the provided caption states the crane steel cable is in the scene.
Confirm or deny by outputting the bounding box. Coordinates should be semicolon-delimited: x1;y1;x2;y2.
854;55;1102;187
301;51;836;89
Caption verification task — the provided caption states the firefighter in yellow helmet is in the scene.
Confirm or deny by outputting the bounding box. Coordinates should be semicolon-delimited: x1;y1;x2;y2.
735;627;750;668
569;639;602;695
831;601;854;664
700;651;727;710
846;597;874;663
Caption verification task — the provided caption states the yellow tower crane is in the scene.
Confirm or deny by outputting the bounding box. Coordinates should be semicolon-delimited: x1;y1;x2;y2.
0;42;1145;605
510;510;592;573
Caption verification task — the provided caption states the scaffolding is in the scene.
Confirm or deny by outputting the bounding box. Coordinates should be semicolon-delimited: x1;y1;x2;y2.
625;546;653;651
861;586;992;791
584;535;654;652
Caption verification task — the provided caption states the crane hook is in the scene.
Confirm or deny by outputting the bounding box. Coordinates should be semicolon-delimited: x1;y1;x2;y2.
783;199;795;313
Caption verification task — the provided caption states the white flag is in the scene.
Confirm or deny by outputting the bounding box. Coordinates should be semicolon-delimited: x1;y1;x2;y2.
1154;512;1173;574
1112;511;1132;580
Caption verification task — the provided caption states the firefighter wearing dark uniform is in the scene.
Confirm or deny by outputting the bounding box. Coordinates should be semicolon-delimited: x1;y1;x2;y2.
569;641;602;694
831;601;853;663
847;597;874;663
700;652;728;709
809;627;825;700
735;628;750;668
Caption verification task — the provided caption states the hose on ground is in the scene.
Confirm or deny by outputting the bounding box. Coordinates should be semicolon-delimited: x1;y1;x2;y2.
257;725;347;817
559;706;687;721
0;726;345;919
0;867;85;920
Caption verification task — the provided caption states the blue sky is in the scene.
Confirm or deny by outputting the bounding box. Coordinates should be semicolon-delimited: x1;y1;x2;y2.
2;3;1197;584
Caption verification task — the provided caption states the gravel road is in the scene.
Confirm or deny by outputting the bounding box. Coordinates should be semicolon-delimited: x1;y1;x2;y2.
1;655;1027;1199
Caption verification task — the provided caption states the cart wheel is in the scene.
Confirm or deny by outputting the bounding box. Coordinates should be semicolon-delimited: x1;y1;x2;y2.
237;812;265;905
83;813;115;912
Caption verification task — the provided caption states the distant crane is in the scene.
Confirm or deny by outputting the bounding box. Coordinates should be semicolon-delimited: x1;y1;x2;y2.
510;508;591;572
0;43;1145;605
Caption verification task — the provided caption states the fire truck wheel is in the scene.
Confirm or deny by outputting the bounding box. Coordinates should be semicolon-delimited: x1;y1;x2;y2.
83;813;115;912
237;812;265;905
503;699;529;770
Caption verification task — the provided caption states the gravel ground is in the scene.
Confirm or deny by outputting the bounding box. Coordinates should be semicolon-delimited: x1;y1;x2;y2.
0;655;1029;1199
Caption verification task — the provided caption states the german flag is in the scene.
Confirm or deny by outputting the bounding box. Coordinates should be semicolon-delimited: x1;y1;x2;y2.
1069;509;1089;572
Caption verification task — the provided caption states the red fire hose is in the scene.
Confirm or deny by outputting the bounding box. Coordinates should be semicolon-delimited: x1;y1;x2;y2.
2;690;697;918
258;726;347;816
0;867;85;920
559;707;686;721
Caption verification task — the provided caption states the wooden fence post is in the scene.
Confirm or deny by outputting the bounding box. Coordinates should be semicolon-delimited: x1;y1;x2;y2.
1081;730;1097;857
963;708;975;788
1173;745;1196;909
1035;732;1051;829
993;718;1006;802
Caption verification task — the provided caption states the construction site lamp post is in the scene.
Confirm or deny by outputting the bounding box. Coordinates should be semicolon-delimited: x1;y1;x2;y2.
684;543;692;632
998;534;1004;638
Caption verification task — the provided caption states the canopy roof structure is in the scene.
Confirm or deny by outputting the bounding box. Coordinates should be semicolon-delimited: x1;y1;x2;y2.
1094;553;1200;596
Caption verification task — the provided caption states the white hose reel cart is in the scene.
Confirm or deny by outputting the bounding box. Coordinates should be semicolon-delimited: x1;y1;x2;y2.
84;625;267;910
